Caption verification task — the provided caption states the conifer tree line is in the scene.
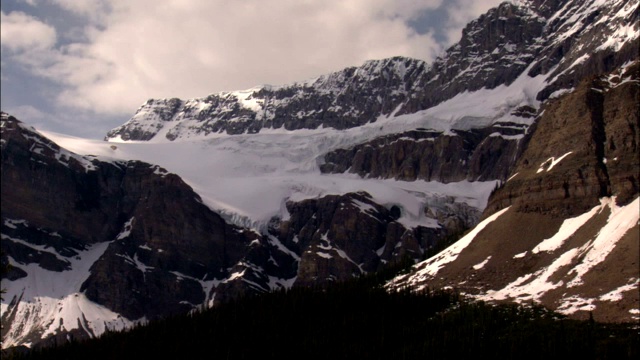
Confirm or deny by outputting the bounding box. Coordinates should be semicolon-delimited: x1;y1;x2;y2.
3;259;638;359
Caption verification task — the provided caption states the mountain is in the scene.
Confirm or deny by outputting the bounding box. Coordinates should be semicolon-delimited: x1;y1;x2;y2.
2;0;639;351
388;61;640;322
0;114;262;345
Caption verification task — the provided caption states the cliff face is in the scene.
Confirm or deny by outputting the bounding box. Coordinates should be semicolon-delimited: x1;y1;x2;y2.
105;57;431;140
486;61;639;217
270;192;479;287
320;125;527;183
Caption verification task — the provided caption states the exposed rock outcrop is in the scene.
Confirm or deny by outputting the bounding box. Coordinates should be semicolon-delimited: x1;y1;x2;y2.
270;192;478;287
320;125;527;182
486;61;639;217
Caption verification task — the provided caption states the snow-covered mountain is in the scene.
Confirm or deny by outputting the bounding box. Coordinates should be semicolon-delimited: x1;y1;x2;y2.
2;0;638;351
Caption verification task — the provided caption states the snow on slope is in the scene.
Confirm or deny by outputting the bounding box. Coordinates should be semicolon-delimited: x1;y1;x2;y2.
386;206;511;292
1;232;138;348
387;196;639;319
479;197;639;314
419;62;547;132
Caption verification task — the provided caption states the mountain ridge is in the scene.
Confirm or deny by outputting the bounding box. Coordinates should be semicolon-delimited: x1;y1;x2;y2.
105;0;637;142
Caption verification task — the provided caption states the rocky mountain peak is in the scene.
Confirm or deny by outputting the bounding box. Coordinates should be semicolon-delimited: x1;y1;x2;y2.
517;0;568;17
312;56;426;91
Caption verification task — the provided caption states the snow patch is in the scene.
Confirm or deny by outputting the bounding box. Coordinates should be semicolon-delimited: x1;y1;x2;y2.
567;197;639;287
116;217;135;240
537;151;573;173
556;295;596;315
599;279;639;302
477;197;639;308
0;240;143;349
532;202;601;253
472;256;492;270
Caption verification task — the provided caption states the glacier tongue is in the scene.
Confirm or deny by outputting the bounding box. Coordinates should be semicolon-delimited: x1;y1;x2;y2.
50;64;553;231
46;97;523;233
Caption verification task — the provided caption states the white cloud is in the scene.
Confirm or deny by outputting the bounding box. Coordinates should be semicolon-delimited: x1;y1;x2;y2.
0;11;57;52
8;0;449;115
5;0;508;120
5;104;48;121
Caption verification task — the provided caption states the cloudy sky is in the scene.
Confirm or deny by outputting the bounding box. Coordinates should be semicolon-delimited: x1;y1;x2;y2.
1;0;504;139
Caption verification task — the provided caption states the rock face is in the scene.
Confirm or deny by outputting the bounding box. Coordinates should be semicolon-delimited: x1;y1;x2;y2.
531;0;639;99
389;62;640;323
321;125;527;183
486;61;640;217
105;58;430;140
270;192;476;287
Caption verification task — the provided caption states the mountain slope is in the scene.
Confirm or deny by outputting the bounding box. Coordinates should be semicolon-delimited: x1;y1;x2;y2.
0;114;264;347
388;61;640;322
